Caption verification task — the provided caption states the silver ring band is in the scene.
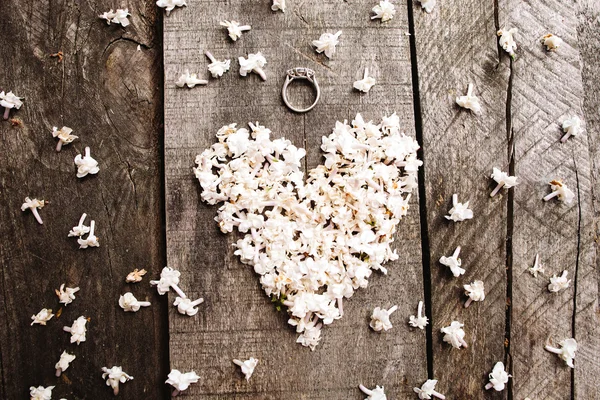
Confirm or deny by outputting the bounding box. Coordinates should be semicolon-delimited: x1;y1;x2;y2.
282;67;320;113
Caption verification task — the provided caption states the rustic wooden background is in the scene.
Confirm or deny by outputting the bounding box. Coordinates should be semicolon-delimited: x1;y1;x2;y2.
1;0;599;399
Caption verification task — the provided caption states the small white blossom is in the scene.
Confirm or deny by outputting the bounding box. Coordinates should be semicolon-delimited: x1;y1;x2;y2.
220;20;251;41
233;357;259;381
77;220;100;249
441;321;468;349
418;0;436;13
543;180;575;204
205;51;231;78
156;0;186;16
371;0;396;22
545;338;577;368
55;284;80;306
354;68;376;93
74;147;99;178
21;197;45;225
30;386;54;400
119;292;151;312
464;280;485;308
312;31;342;59
99;9;130;27
126;268;147;283
456;83;481;114
272;0;286;12
0;91;23;120
485;362;511;391
63;316;88;345
561;116;582;143
166;369;200;396
239;53;267;80
359;383;387;400
409;300;429;330
370;305;398;332
498;27;518;57
52;126;78;152
490;167;518;196
68;213;90;237
548;270;571;293
439;246;464;277
173;296;204;316
529;254;545;277
55;351;76;377
413;379;446;399
542;34;563;51
445;194;473;222
31;308;54;326
150;267;187;298
102;366;133;395
175;70;208;88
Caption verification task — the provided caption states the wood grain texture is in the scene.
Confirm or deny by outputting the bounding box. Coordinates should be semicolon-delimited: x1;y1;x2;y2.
413;1;511;398
0;1;167;399
164;0;427;398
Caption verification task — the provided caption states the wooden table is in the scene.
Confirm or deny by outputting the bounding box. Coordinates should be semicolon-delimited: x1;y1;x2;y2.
1;0;599;398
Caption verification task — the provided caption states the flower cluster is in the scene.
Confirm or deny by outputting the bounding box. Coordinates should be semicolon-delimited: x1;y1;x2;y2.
99;9;130;26
371;1;396;22
312;31;342;59
156;0;186;16
498;27;518;57
102;366;134;395
166;369;200;396
151;267;204;316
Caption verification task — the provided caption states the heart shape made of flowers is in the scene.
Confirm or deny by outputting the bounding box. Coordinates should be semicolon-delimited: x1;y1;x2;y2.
194;113;422;350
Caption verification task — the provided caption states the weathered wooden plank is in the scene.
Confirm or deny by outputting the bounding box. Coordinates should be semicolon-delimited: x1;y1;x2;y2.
413;1;511;398
164;0;427;398
0;1;167;399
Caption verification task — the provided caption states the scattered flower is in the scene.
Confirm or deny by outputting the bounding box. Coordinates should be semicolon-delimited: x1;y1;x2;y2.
21;197;45;225
456;83;481;114
413;379;446;399
74;147;99;178
354;68;376;93
63;316;88;344
561;116;582;143
409;300;429;329
99;9;130;27
312;31;342;59
464;280;485;308
77;220;100;249
68;213;90;237
166;369;200;396
272;0;286;12
359;383;387;400
52;126;78;151
205;51;231;78
126;268;147;283
150;267;187;298
173;296;204;316
239;52;267;80
418;0;436;13
0;91;23;120
156;0;186;16
102;366;133;395
371;0;396;22
445;194;473;222
529;254;545;277
439;247;464;277
30;386;54;400
370;305;398;332
485;362;511;391
441;321;468;349
56;284;80;306
119;292;151;312
490;168;518;196
548;270;571;293
175;70;208;88
220;20;251;41
31;308;54;326
55;351;76;377
498;28;518;57
233;357;259;381
545;338;577;368
543;180;575;204
542;34;563;51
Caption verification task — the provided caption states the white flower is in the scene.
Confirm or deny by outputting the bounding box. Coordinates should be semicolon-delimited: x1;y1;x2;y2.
354;68;376;93
205;51;231;78
99;9;130;27
233;357;259;381
30;386;54;400
409;300;428;329
498;27;518;57
464;280;485;308
456;83;481;114
439;246;464;277
31;308;54;326
441;321;468;349
542;34;563;51
239;52;267;80
68;213;90;237
173;296;204;316
77;220;100;248
545;338;577;368
418;0;436;13
0;91;23;120
543;180;575;204
52;126;78;151
21;197;45;225
359;383;387;400
126;268;147;283
220;20;251;41
312;31;342;59
490;167;518;196
370;305;398;332
371;0;396;22
529;254;545;277
272;0;286;12
63;316;87;345
55;351;76;377
156;0;186;16
445;194;473;222
176;70;208;88
150;267;187;298
166;369;200;395
55;284;80;306
561;116;582;143
74;147;99;178
102;366;133;395
548;270;571;293
119;292;151;312
413;379;445;399
485;362;511;391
